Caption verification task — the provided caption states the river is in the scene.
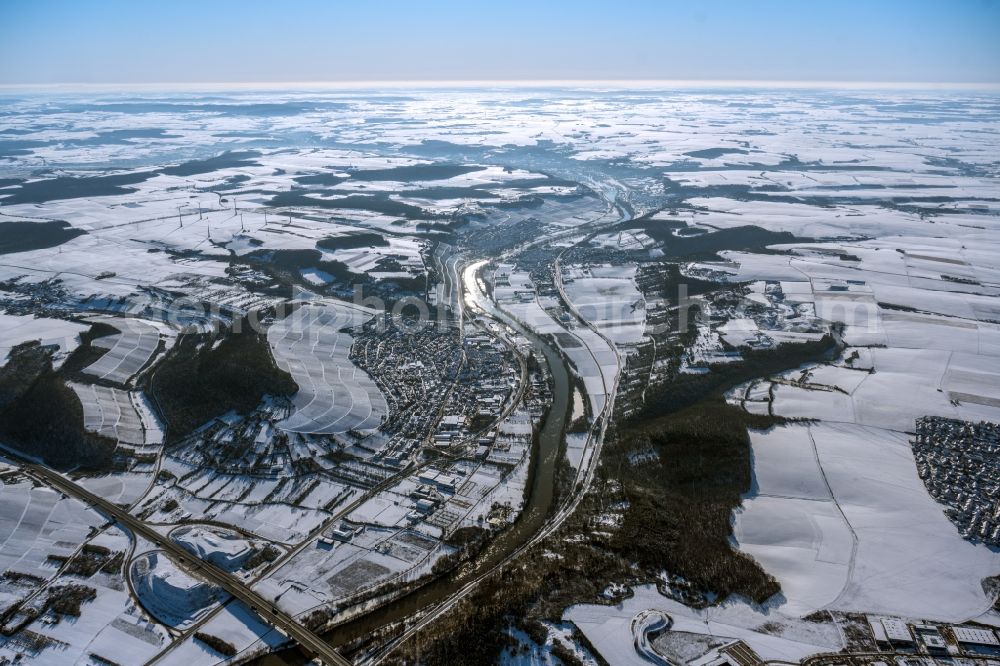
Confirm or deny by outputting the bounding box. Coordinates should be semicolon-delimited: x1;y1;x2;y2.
257;258;573;664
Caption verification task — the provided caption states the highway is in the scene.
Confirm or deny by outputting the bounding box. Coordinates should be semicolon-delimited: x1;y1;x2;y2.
17;459;353;666
8;189;629;665
140;453;431;665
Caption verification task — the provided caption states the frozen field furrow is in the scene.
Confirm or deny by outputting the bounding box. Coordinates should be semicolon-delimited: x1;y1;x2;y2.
82;316;162;385
267;302;388;433
69;381;148;445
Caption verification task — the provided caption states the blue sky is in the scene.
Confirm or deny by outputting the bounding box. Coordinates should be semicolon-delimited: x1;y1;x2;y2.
1;0;998;85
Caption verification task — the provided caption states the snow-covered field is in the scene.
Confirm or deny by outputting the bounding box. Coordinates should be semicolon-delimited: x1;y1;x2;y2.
70;382;147;445
0;480;103;586
734;423;1000;620
493;265;618;416
154;600;287;666
562;263;646;346
0;314;86;367
708;199;1000;630
81;316;162;385
267;302;388;434
79;470;155;506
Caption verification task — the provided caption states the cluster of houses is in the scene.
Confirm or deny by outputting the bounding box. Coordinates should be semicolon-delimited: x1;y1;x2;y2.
912;416;1000;547
349;314;516;461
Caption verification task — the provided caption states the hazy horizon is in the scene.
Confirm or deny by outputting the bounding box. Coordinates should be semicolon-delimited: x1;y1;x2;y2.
3;79;1000;92
2;0;999;86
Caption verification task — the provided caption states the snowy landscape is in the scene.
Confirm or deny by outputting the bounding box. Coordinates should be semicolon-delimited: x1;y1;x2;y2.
0;81;998;666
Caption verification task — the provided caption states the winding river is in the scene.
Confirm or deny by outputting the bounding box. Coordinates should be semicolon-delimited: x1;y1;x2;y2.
258;257;573;664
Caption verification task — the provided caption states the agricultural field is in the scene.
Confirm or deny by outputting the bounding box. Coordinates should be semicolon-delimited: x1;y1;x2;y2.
267;302;388;434
81;316;163;386
70;382;149;445
561;263;646;346
0;314;87;368
0;480;103;589
733;423;1000;620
